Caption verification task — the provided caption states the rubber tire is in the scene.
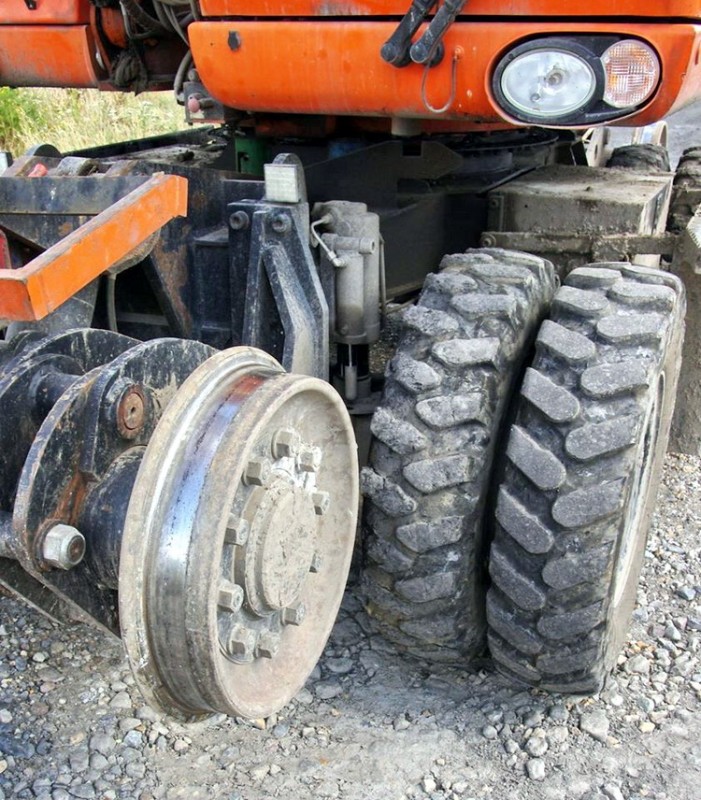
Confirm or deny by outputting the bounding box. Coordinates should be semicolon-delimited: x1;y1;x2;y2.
606;143;670;173
486;262;685;693
668;146;701;232
361;248;557;662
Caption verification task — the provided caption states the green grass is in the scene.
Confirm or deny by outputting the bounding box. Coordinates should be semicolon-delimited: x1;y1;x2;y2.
0;87;184;155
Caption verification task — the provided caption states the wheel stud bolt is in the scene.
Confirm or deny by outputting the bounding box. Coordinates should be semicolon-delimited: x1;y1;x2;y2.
312;491;330;516
224;515;249;545
42;523;85;570
309;553;322;573
271;428;301;459
218;579;244;612
243;458;271;486
255;632;280;659
281;603;306;626
226;625;256;660
299;446;322;473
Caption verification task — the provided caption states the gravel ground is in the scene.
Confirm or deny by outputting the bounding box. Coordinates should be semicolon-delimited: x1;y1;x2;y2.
1;451;700;800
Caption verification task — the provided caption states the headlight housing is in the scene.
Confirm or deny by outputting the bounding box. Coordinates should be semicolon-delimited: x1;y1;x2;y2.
492;36;660;126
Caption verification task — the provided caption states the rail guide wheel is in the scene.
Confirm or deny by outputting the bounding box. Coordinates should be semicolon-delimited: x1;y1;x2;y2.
120;347;359;720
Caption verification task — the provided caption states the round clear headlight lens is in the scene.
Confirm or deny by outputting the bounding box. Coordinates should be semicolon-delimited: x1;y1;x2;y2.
500;49;597;119
602;40;660;109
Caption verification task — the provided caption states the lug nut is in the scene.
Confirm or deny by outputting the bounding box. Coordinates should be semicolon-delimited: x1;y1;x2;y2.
281;603;306;626
218;579;244;612
255;632;280;659
312;491;330;516
242;458;271;486
226;625;256;660
42;524;85;570
298;446;322;473
309;553;322;573
271;428;301;459
224;514;249;546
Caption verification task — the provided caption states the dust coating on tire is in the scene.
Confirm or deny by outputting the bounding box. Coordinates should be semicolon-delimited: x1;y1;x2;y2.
361;249;557;662
487;263;685;692
119;347;358;721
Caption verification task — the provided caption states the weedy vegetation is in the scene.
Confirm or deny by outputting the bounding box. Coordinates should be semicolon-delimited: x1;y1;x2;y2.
0;87;183;155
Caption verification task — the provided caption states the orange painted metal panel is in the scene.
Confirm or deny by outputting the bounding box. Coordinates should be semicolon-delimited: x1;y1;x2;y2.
0;174;188;323
190;20;701;127
200;0;701;17
0;26;102;88
1;0;91;25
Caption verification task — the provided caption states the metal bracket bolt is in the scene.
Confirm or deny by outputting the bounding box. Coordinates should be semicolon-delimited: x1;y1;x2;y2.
255;632;280;660
271;428;301;459
312;491;330;516
242;458;271;486
218;579;245;612
229;211;250;231
298;447;322;473
41;523;86;570
281;603;306;626
224;515;250;546
226;625;257;660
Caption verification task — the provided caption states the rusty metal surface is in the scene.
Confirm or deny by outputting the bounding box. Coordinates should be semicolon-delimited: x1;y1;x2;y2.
0;173;188;322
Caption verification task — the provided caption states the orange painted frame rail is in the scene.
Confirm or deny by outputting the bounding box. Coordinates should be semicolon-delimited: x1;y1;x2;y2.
0;173;188;323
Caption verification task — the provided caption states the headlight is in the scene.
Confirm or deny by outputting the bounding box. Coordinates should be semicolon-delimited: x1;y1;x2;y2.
602;40;660;109
500;49;597;119
492;36;661;127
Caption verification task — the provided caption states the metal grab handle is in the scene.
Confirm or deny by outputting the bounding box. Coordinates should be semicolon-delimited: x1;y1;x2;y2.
410;0;468;65
380;0;437;67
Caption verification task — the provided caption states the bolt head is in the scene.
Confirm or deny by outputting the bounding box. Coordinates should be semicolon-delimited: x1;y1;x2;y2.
271;213;291;234
281;603;306;626
115;384;147;439
243;459;271;487
218;579;244;612
42;524;85;570
312;491;330;516
229;210;250;231
226;625;256;660
255;632;280;659
298;447;322;473
271;428;301;459
224;514;249;546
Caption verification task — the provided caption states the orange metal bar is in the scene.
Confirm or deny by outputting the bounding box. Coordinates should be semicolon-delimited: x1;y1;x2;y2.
0;26;102;88
200;0;701;17
0;174;188;323
190;20;701;128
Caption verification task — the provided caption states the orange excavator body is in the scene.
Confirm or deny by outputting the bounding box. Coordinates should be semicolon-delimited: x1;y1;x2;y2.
2;1;701;132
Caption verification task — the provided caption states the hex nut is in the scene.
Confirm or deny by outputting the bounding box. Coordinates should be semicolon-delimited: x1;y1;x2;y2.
227;625;257;660
242;458;271;486
299;447;322;473
312;491;330;516
218;580;244;612
42;524;85;570
271;428;301;459
224;515;249;546
255;632;280;659
281;603;306;626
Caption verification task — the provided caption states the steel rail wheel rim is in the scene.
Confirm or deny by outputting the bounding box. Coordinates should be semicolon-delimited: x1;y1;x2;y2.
119;347;358;721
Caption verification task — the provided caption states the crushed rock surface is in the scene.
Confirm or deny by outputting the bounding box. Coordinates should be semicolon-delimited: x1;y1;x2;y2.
1;453;701;800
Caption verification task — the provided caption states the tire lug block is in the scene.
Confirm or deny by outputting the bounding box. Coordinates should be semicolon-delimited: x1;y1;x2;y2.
309;553;322;573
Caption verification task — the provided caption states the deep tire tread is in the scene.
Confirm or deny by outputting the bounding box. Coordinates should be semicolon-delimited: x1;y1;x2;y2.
487;263;685;692
362;248;557;660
